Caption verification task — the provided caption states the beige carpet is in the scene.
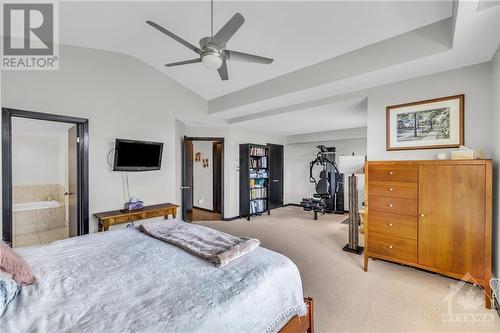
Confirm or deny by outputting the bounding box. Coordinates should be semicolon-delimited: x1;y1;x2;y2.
198;206;500;333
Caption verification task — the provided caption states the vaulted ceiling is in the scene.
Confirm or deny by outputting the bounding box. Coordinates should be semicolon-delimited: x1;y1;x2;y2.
57;1;500;136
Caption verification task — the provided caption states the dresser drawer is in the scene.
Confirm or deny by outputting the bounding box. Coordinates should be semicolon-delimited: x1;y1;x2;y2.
368;166;418;182
368;211;417;239
368;232;417;263
114;213;145;224
146;209;170;218
368;196;417;216
368;181;417;199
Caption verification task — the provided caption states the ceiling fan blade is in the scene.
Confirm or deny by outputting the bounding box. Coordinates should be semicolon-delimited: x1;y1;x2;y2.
210;13;245;48
225;50;273;64
165;58;202;67
218;60;228;81
146;20;202;55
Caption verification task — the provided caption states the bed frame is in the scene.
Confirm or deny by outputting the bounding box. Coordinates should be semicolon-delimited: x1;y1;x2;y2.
279;297;314;333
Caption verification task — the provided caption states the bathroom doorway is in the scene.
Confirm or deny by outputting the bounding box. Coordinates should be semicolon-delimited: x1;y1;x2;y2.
181;137;224;222
2;108;89;247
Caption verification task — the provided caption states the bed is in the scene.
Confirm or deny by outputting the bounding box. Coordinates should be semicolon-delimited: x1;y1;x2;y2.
1;225;313;333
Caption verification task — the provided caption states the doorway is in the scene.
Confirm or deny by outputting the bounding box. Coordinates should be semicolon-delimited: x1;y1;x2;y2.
2;108;89;246
182;137;224;222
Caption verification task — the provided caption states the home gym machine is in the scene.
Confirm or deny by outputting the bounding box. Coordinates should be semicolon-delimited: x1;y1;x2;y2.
300;145;344;220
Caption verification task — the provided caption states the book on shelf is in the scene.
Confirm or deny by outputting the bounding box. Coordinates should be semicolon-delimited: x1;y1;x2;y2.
250;156;267;168
249;170;268;179
250;199;267;214
250;187;267;200
249;146;267;156
250;178;266;188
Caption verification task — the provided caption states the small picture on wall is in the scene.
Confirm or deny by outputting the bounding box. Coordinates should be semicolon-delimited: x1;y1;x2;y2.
386;94;464;151
202;158;209;168
195;152;201;161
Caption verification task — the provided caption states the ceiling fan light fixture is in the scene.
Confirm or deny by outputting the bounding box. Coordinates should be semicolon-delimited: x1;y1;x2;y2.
202;52;223;69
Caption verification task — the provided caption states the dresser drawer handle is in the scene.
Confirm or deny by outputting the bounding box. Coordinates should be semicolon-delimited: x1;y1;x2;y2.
388;223;393;226
388;203;393;207
389;187;394;191
388;171;394;175
388;245;393;249
420;214;425;217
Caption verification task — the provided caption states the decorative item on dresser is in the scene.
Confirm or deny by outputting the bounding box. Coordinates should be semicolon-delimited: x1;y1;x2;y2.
94;203;179;231
364;160;492;308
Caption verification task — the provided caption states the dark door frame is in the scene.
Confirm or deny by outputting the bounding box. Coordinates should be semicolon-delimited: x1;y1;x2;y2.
2;108;89;245
182;136;224;220
212;141;222;214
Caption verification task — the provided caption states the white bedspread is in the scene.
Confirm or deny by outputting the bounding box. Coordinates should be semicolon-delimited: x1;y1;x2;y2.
1;227;306;333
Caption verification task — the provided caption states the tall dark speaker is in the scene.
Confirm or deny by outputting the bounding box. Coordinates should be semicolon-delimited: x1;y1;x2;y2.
335;173;345;213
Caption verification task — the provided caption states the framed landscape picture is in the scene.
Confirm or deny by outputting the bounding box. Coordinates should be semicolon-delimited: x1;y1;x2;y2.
386;94;464;151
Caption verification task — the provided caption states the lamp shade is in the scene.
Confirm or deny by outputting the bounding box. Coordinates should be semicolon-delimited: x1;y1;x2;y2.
338;155;366;174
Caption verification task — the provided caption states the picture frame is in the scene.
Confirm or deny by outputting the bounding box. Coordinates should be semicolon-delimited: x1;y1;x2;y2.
386;94;464;151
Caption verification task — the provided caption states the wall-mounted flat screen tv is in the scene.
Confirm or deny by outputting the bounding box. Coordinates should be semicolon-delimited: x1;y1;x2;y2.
113;139;163;171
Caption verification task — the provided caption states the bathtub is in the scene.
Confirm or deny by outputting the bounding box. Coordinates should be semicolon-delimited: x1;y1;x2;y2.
13;200;61;212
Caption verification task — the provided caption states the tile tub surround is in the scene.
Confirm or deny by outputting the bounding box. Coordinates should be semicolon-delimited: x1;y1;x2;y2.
13;206;66;235
13;227;69;247
13;184;67;237
13;184;65;203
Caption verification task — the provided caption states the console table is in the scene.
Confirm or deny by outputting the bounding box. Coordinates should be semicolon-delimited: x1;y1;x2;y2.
94;203;179;232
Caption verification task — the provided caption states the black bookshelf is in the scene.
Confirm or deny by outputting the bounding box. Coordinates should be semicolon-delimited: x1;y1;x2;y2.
239;144;271;220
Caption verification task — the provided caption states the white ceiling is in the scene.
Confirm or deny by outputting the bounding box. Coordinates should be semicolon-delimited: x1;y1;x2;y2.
233;97;367;136
59;1;452;100
37;1;499;137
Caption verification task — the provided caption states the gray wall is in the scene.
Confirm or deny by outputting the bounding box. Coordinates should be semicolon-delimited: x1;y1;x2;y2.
491;46;500;296
285;137;367;209
366;63;493;160
178;125;286;218
1;45;207;233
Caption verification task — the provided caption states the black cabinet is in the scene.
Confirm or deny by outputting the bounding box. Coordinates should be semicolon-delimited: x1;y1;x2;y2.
268;143;284;209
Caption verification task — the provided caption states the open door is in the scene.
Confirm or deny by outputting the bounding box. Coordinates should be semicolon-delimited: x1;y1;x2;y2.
182;137;194;222
67;125;78;237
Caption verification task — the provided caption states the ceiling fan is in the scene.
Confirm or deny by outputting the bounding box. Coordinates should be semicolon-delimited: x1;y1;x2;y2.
146;0;273;81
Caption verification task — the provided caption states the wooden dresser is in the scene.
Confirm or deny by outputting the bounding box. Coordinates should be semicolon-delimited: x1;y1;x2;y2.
94;203;179;231
364;160;492;308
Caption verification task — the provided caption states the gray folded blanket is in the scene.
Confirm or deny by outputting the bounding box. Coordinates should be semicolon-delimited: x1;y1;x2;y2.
140;219;260;267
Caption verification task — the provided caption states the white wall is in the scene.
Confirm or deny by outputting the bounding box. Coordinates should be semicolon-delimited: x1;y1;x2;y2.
287;127;367;144
12;133;67;187
1;45;208;233
491;45;500;294
285;137;367;210
366;63;493;160
182;126;286;218
193;141;213;210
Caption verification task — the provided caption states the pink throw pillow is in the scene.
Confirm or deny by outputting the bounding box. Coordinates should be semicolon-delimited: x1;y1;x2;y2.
0;240;36;285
